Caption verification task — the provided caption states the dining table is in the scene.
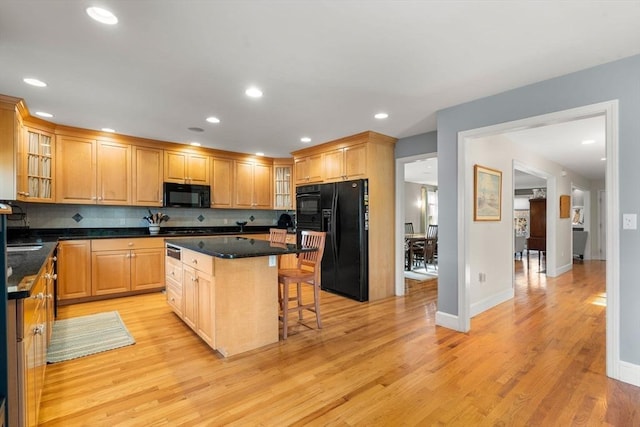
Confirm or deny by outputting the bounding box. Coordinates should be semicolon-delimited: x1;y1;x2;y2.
405;233;436;271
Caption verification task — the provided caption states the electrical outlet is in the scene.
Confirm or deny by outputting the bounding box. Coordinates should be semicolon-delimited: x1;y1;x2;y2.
478;272;486;283
223;219;228;224
623;213;637;230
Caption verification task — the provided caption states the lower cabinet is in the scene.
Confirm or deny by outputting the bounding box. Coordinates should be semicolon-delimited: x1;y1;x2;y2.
58;237;165;305
7;254;54;427
165;256;183;317
181;249;215;347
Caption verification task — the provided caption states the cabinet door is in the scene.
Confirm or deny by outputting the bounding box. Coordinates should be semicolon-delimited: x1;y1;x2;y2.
307;154;323;183
323;148;344;182
196;272;215;347
56;136;96;204
211;157;233;208
344;143;366;180
253;163;272;208
132;146;163;206
57;240;92;301
182;265;198;330
234;160;254;208
20;127;55;202
91;250;131;295
294;157;309;185
164;151;187;183
186;153;209;184
97;140;131;205
130;248;165;291
273;163;293;210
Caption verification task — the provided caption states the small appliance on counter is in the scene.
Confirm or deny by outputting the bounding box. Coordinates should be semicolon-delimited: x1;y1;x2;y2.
277;213;293;229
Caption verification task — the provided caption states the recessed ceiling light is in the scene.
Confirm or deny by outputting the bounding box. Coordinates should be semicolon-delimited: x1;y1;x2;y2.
101;128;115;133
190;142;201;147
23;78;47;87
581;139;596;145
86;7;118;25
245;87;263;98
255;152;265;156
206;116;220;124
300;137;311;143
601;157;607;161
35;111;53;118
374;112;389;119
188;127;204;133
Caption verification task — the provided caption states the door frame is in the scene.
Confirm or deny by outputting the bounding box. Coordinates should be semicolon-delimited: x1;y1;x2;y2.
457;100;619;379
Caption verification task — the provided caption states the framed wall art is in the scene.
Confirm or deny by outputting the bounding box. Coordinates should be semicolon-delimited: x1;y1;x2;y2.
474;164;502;221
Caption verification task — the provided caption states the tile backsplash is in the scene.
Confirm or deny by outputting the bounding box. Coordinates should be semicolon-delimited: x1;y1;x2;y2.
7;202;292;229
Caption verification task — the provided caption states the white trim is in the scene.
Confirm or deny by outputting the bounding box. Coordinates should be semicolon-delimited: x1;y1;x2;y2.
470;288;514;317
554;262;573;276
395;153;437;297
619;361;640;388
435;311;463;331
457;100;621;383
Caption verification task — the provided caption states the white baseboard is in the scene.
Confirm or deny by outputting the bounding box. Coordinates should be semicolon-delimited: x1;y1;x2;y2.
550;262;573;277
435;311;463;331
618;360;640;387
470;288;514;318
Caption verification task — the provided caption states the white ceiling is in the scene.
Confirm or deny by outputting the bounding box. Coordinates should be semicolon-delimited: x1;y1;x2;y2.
1;1;639;158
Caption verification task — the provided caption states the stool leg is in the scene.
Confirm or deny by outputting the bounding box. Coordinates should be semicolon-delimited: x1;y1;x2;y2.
296;282;303;320
314;283;322;329
282;281;289;340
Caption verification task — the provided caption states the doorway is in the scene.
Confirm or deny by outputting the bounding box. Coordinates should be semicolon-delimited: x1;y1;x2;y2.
457;100;618;379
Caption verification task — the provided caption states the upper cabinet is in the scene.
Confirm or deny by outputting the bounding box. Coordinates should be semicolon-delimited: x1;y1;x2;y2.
273;159;293;210
56;135;131;205
233;158;272;209
132;146;163;206
164;150;210;185
294;153;323;185
323;143;366;182
210;156;233;208
19;127;55;202
0;95;25;201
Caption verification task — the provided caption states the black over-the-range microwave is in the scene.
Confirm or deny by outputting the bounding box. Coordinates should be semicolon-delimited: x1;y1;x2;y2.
163;182;211;208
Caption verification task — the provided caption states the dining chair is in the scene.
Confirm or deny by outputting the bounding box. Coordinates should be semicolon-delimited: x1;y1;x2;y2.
404;222;414;234
277;230;326;339
269;227;288;244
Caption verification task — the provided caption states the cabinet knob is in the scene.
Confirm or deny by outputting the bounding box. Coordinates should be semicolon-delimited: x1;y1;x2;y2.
191;259;198;264
128;242;134;246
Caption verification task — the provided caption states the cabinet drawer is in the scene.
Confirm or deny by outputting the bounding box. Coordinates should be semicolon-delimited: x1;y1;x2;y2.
165;256;183;282
182;248;213;276
92;237;164;251
166;278;183;315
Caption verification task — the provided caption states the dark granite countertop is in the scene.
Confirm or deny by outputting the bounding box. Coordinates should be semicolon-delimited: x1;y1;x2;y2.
168;236;312;259
7;242;57;300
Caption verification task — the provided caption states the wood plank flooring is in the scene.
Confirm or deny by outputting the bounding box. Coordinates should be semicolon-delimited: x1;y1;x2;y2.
39;260;640;426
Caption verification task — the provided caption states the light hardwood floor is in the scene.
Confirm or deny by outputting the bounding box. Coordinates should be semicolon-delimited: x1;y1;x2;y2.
39;260;640;426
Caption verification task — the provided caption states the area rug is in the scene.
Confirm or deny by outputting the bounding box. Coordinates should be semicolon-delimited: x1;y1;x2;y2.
47;311;135;363
404;268;438;282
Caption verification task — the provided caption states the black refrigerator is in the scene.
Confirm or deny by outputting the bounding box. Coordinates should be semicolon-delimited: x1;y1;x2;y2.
319;179;368;301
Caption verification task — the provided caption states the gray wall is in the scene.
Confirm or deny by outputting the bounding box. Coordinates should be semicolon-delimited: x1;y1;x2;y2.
437;54;640;364
395;131;437;158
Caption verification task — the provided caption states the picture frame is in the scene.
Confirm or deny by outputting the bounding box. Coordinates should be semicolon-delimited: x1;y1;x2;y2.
559;195;571;218
572;206;584;225
474;164;502;221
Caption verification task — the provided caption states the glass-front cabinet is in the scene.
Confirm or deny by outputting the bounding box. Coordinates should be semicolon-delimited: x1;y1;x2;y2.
18;127;54;201
273;159;293;210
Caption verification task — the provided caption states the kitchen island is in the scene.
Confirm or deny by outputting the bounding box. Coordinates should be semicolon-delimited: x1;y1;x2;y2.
166;236;312;356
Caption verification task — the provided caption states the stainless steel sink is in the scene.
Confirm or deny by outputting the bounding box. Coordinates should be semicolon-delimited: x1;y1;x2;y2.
7;245;43;252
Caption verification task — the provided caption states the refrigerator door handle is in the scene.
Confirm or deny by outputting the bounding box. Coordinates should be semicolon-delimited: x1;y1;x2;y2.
331;191;338;258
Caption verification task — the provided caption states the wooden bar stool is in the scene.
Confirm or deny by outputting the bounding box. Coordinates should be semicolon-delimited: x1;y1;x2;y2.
269;227;287;244
277;230;326;339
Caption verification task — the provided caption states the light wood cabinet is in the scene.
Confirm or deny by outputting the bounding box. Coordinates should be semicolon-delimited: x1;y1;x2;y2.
97;140;131;205
323;143;366;182
292;131;397;300
165;256;183;317
233;159;272;209
0;95;24;201
132;146;163;206
56;136;96;204
56;137;131;204
294;153;323;184
273;159;293;210
210;156;233;208
91;238;165;297
181;249;215;347
18;126;55;202
57;240;92;302
164;150;210;184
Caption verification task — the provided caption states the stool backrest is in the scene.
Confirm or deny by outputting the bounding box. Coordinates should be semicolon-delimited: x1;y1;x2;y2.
269;228;288;244
298;231;326;284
